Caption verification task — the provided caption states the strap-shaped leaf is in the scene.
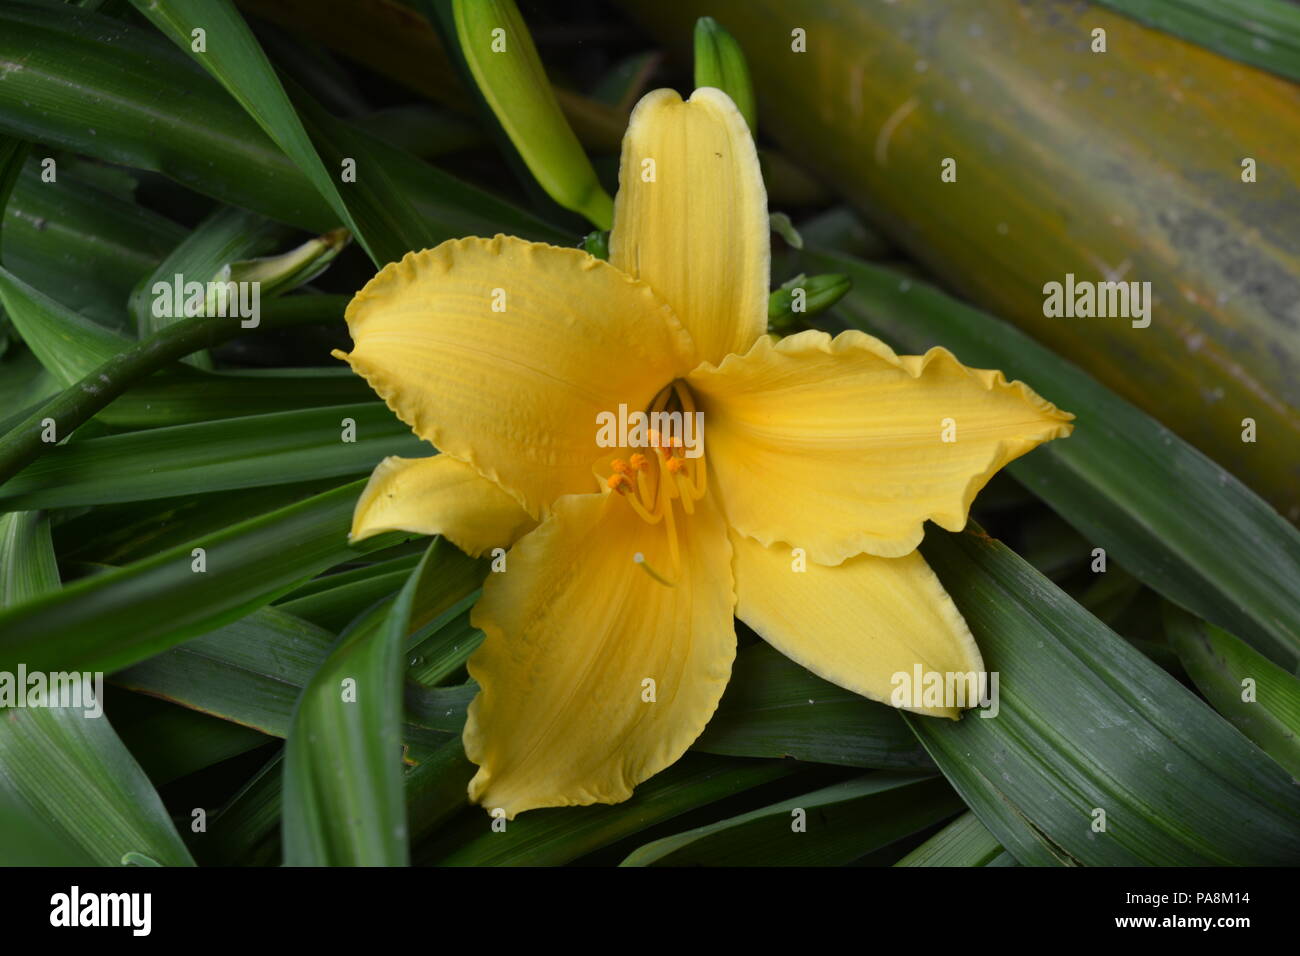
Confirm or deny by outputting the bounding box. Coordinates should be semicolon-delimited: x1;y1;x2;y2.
1096;0;1300;83
909;526;1300;866
127;0;377;257
282;541;446;866
0;479;397;676
0;512;195;867
620;772;960;866
1165;605;1300;780
430;755;800;866
894;811;1012;867
0;2;567;247
0;403;429;510
694;642;929;769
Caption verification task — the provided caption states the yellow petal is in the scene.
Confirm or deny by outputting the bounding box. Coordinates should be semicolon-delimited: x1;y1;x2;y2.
689;330;1074;565
610;88;768;366
465;490;735;817
336;236;696;517
731;531;983;719
350;454;537;557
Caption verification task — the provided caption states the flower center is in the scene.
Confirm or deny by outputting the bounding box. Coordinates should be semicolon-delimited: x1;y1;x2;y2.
599;381;707;587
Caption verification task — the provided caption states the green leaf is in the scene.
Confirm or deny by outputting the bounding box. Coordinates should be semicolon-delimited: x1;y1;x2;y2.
1096;0;1300;83
117;542;483;736
0;2;567;245
620;771;960;866
0;350;59;431
1164;605;1300;780
103;364;373;428
283;541;446;866
110;694;270;786
907;525;1300;866
201;750;284;866
0;511;195;867
405;594;482;687
0;509;58;605
694;642;930;769
0;703;198;867
0;403;429;510
0;135;28;230
276;553;421;603
404;681;478;734
0;786;94;865
201;735;475;865
128;0;375;258
405;737;476;845
352;105;484;159
0;262;130;385
0;2;330;229
56;479;347;569
894;811;1009;867
135;0;522;263
431;755;799;866
284;78;544;258
277;566;413;633
114;606;339;738
806;246;1300;667
0;298;345;488
0;479;396;676
6;159;185;329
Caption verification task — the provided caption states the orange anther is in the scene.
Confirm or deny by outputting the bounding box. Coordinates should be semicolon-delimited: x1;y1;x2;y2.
665;457;687;475
629;453;649;471
611;458;631;475
607;473;631;493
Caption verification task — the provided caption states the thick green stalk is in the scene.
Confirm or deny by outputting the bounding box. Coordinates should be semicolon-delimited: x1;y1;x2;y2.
0;295;344;486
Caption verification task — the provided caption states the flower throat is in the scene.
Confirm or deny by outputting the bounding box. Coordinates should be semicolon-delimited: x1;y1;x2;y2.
600;381;707;587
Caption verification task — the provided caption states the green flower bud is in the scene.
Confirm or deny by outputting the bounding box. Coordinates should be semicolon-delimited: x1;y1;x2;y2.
693;16;757;134
454;0;614;229
768;273;851;331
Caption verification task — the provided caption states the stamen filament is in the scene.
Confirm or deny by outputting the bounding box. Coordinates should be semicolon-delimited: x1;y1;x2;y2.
625;490;663;525
661;490;682;576
690;451;708;500
635;468;656;513
674;472;696;513
633;551;676;587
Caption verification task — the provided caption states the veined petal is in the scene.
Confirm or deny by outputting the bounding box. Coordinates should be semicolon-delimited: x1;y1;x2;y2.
350;454;536;557
689;330;1074;565
610;88;769;367
465;490;735;818
731;531;983;719
335;236;696;517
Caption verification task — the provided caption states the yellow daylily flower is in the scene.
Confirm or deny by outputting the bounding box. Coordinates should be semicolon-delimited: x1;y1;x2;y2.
333;87;1074;818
